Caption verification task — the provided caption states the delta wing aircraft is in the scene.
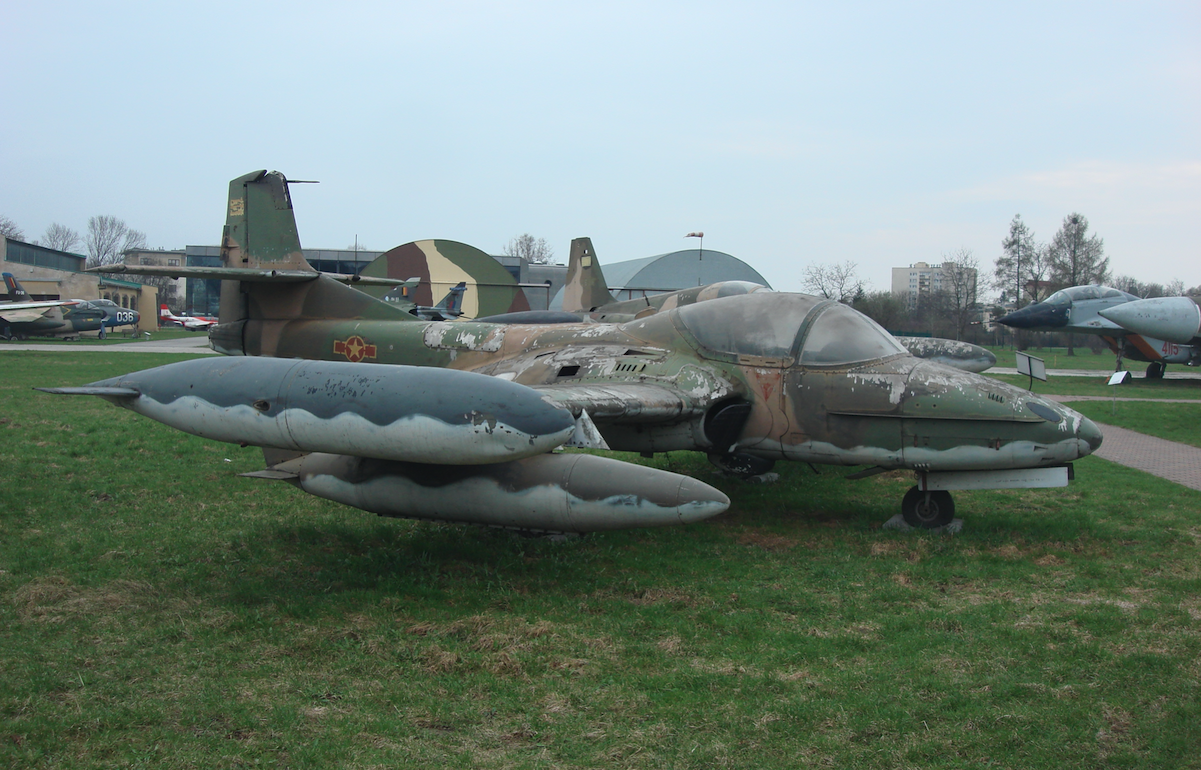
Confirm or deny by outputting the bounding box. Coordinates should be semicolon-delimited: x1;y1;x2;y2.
50;170;1102;532
557;238;998;373
997;285;1201;378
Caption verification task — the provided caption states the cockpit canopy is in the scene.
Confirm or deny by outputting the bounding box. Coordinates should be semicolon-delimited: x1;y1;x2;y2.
628;292;907;366
1044;285;1138;305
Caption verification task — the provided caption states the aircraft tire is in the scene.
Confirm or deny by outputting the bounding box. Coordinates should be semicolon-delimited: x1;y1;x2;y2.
901;487;954;529
707;452;775;479
1146;362;1166;379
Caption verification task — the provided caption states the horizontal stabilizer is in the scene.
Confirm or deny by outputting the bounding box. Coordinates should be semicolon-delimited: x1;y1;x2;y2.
89;264;409;286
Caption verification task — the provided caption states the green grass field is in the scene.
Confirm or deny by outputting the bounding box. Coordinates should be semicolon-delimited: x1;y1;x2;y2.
2;352;1200;768
1;328;202;346
986;345;1124;372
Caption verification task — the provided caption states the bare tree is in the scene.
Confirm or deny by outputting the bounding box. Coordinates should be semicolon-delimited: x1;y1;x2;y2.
42;223;82;252
133;273;178;307
504;233;556;264
85;215;147;267
1166;278;1185;297
0;215;25;241
1048;213;1108;289
941;249;980;340
802;260;863;303
1048;213;1107;355
1025;244;1053;304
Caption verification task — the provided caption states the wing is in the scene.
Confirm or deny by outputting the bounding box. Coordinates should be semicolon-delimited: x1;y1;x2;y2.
0;307;57;323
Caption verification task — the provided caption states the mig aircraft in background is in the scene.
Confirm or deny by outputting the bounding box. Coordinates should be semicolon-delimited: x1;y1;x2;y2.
997;285;1200;378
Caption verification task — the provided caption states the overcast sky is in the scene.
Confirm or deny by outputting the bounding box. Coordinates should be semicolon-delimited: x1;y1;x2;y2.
2;1;1197;294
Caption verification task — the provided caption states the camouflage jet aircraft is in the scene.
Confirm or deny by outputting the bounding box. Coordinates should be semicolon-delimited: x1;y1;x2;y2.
382;279;467;321
996;285;1201;378
55;170;1102;532
556;238;997;373
1;272;133;340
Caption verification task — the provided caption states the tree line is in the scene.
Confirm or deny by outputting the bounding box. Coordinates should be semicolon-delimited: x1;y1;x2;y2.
805;212;1196;346
0;214;148;267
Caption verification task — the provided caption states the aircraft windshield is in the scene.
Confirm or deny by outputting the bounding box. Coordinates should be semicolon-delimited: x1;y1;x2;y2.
673;293;825;360
1044;285;1138;305
798;303;907;366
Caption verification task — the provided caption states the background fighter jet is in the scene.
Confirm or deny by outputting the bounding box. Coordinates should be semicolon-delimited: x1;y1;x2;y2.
382;279;467;321
996;285;1201;378
1;272;119;340
159;304;217;331
66;170;1102;532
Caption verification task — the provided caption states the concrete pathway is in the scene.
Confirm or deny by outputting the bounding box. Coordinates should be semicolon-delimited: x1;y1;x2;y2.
0;336;217;354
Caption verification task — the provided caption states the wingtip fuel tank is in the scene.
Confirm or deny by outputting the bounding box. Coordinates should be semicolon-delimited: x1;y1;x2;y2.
48;357;579;465
253;451;730;532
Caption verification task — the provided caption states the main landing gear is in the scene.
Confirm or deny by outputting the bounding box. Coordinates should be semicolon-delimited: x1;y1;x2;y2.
1146;362;1166;379
901;486;955;529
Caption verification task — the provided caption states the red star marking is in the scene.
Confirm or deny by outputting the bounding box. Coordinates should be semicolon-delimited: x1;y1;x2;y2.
334;335;377;363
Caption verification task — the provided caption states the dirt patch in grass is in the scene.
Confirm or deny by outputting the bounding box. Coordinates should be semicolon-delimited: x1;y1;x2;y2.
11;576;160;621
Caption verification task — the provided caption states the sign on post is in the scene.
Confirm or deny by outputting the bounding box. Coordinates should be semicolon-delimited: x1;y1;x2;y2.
1015;351;1046;391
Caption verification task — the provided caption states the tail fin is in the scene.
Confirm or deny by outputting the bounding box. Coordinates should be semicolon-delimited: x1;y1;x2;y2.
3;272;32;302
221;170;312;272
561;238;617;313
211;170;415;354
437;282;467;317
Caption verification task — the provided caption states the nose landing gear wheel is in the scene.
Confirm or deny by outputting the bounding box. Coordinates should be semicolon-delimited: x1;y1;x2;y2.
901;486;955;529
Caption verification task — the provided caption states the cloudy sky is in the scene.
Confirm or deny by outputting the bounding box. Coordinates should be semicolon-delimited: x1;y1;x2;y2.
2;1;1197;293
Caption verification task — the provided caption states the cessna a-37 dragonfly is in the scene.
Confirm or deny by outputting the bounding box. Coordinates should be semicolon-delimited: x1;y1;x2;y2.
46;170;1102;532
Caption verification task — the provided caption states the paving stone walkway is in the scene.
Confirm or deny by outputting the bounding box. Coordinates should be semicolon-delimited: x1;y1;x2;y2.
1086;422;1201;492
1046;394;1201;492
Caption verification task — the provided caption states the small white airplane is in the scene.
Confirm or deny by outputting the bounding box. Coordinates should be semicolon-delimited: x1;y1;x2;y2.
159;304;218;331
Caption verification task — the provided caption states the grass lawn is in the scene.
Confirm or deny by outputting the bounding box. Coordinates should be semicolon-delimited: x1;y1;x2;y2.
2;352;1199;768
986;346;1123;372
987;372;1201;401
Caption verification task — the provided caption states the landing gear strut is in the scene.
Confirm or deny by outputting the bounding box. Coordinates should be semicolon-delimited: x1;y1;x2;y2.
901;486;955;529
1146;362;1166;379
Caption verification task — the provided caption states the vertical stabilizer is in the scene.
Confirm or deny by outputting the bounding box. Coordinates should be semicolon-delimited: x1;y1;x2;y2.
221;170;312;272
3;272;33;302
561;237;617;313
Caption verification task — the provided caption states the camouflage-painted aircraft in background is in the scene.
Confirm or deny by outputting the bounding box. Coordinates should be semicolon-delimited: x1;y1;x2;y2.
556;238;997;373
56;170;1102;533
997;285;1201;378
382;279;467;321
2;272;137;340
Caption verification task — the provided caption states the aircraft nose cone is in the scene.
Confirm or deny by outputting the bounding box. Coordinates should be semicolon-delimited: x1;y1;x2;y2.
996;303;1067;329
675;476;731;523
